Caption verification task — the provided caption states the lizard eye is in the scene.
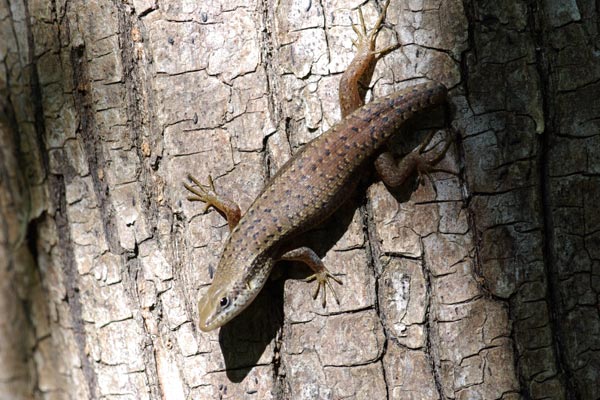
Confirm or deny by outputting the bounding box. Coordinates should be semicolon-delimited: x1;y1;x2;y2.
219;297;229;308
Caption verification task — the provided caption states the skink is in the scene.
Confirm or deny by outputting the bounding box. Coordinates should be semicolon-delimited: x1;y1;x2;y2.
185;0;450;331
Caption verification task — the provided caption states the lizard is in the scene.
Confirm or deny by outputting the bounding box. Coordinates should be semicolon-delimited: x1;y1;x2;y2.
184;0;452;332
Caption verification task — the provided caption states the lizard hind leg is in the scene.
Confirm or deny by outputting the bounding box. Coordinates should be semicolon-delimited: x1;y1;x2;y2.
351;0;398;56
340;0;399;117
375;131;458;192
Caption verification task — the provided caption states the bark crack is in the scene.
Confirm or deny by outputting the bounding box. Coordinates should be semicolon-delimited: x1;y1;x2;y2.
529;1;579;398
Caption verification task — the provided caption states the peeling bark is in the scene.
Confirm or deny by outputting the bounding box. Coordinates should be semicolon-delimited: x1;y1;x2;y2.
0;0;598;399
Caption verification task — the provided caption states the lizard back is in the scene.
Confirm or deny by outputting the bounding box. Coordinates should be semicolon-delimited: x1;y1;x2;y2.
216;82;447;279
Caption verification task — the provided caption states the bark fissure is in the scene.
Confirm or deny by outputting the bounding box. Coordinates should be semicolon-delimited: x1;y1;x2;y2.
54;173;99;398
423;262;446;400
259;0;283;181
529;1;579;398
363;203;390;400
257;1;288;397
114;0;163;237
23;0;50;177
69;41;123;255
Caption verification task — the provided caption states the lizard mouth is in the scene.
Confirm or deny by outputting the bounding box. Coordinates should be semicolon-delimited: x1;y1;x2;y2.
198;318;217;332
197;296;223;332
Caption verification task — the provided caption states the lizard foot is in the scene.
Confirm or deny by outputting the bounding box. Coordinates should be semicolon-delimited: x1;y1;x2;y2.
278;246;343;307
183;174;241;230
351;0;398;57
414;131;458;189
375;131;458;190
304;268;343;308
184;174;220;213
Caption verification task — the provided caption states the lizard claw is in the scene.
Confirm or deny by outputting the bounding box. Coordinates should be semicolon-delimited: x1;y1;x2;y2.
304;269;343;307
183;174;220;214
351;0;398;57
414;131;459;193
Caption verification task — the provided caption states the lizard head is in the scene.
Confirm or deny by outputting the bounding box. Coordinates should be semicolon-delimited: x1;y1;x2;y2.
197;255;275;332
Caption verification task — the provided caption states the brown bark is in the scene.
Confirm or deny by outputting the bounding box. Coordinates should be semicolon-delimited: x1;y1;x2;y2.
0;0;597;399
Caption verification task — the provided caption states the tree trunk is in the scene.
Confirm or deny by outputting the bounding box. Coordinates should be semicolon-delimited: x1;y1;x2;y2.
1;0;598;399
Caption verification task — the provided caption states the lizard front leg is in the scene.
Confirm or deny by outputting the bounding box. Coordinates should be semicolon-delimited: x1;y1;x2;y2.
278;247;342;307
183;174;241;231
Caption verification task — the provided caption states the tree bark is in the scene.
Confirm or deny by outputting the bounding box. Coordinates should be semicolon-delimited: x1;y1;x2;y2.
0;0;598;399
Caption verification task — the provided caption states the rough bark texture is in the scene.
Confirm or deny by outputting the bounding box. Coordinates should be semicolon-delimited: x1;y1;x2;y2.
0;0;598;399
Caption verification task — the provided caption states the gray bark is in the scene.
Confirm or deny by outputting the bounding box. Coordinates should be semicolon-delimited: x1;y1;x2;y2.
0;0;597;399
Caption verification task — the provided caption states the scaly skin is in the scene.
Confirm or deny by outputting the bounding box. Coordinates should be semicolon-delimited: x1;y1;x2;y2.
185;0;450;332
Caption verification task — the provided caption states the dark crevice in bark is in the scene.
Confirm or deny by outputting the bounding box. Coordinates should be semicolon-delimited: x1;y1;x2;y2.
258;0;284;181
2;48;28;190
22;0;100;394
69;41;123;255
459;0;477;114
60;12;131;397
22;216;50;399
23;4;50;179
257;0;287;396
1;60;32;249
425;97;458;400
528;1;578;398
114;0;162;245
53;173;99;398
460;1;527;398
0;86;39;398
423;262;445;400
2;4;50;398
458;0;483;284
112;4;164;398
363;204;390;400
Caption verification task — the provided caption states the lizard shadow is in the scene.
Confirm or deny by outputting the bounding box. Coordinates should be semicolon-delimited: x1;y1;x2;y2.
219;277;284;382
